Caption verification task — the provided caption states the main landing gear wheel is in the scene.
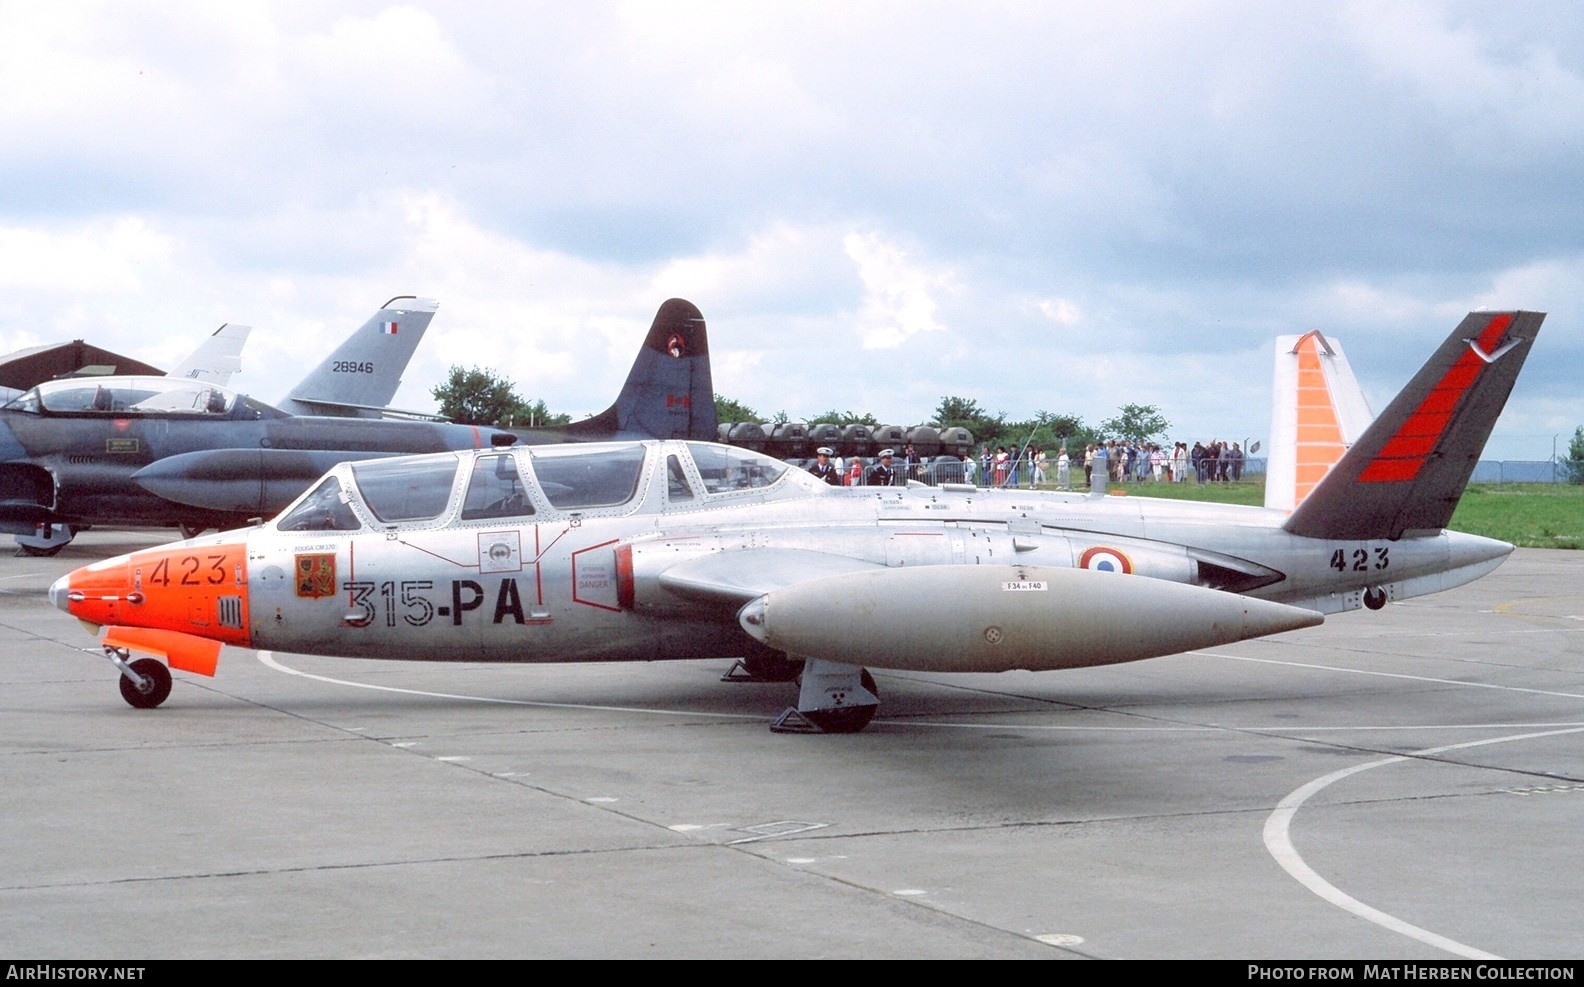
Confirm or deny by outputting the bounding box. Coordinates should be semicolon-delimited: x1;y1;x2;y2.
118;658;172;709
800;669;878;734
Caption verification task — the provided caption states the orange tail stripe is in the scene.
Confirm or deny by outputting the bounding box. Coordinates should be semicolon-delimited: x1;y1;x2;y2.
1292;333;1345;506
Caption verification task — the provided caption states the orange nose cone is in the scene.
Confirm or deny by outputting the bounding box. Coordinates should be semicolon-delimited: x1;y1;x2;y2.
51;542;253;647
50;557;134;627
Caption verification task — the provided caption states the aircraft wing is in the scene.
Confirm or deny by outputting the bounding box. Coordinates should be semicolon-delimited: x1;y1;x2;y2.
635;543;1319;675
283;399;448;422
653;547;885;608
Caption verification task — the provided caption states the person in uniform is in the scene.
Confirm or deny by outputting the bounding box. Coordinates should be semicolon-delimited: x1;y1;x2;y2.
807;446;841;485
870;448;898;487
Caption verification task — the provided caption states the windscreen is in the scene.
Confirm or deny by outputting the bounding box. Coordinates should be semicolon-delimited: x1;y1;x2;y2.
351;456;459;522
685;443;788;493
527;444;646;510
277;476;362;532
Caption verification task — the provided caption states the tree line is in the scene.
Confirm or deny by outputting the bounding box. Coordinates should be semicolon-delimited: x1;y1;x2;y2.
715;394;1171;458
433;364;1173;454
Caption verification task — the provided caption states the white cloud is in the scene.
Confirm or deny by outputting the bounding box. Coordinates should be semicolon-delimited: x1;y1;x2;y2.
0;218;173;295
0;1;1577;456
1036;298;1082;326
843;232;957;350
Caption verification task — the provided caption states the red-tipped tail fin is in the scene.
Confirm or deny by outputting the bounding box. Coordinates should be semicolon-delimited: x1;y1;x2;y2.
1283;311;1543;540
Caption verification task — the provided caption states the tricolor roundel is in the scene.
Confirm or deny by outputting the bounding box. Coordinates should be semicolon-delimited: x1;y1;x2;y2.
1079;546;1133;574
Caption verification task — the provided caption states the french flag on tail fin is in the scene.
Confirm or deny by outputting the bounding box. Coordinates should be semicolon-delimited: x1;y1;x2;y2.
381;321;398;334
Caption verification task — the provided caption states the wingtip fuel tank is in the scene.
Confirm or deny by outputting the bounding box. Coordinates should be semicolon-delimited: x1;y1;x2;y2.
738;564;1324;673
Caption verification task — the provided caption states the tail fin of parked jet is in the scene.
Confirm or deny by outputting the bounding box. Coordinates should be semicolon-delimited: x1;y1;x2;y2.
1264;329;1374;512
561;297;718;441
168;323;251;385
276;296;438;418
1282;311;1543;541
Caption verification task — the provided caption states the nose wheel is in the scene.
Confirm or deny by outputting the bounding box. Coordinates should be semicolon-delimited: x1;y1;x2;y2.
15;524;75;557
109;652;173;709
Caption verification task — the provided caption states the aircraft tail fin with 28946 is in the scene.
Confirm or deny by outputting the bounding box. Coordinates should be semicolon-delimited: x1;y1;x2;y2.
275;296;439;419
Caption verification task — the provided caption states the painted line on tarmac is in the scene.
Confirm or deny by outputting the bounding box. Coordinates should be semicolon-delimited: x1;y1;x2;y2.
256;651;1226;732
1200;650;1584;701
1264;725;1584;961
259;648;1584;736
256;650;764;722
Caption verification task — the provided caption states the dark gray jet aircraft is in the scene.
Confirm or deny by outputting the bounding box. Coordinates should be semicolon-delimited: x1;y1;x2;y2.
0;298;715;553
6;295;438;553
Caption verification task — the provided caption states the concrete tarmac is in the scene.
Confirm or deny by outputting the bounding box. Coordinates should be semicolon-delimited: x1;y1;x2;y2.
3;530;1582;960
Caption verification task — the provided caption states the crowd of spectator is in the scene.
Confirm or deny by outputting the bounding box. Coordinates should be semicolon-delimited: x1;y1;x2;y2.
789;437;1251;489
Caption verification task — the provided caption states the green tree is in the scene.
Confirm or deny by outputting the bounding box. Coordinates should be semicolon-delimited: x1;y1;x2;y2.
714;394;761;425
930;396;1006;440
431;366;565;427
1099;403;1170;444
432;365;509;424
1005;411;1094;458
1564;425;1584;484
513;398;571;429
809;409;881;426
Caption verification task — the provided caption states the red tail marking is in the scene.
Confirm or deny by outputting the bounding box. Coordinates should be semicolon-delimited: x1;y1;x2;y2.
1357;313;1513;483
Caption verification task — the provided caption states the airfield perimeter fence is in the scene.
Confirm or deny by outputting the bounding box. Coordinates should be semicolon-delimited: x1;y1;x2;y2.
787;456;1572;488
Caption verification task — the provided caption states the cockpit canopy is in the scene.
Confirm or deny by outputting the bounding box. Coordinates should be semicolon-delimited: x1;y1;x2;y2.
1;376;281;418
275;440;819;533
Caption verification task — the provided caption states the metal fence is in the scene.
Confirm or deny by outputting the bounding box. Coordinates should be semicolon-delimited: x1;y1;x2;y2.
805;455;1576;488
1469;461;1571;484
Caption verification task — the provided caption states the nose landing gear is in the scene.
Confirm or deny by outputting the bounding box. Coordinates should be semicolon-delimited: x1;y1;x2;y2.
103;646;173;709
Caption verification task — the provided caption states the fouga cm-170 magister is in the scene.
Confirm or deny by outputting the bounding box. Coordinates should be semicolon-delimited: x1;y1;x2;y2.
52;310;1543;733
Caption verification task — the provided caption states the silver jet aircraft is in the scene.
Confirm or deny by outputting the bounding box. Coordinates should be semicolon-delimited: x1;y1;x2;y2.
51;310;1542;733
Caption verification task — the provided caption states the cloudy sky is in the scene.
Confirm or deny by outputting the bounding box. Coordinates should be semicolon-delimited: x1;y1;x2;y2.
2;1;1580;460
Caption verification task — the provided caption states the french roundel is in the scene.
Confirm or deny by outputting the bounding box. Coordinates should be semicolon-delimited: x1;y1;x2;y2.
1079;546;1133;574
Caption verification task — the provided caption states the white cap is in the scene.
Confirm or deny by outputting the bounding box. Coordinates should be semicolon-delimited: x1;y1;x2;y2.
816;447;833;456
879;449;894;457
